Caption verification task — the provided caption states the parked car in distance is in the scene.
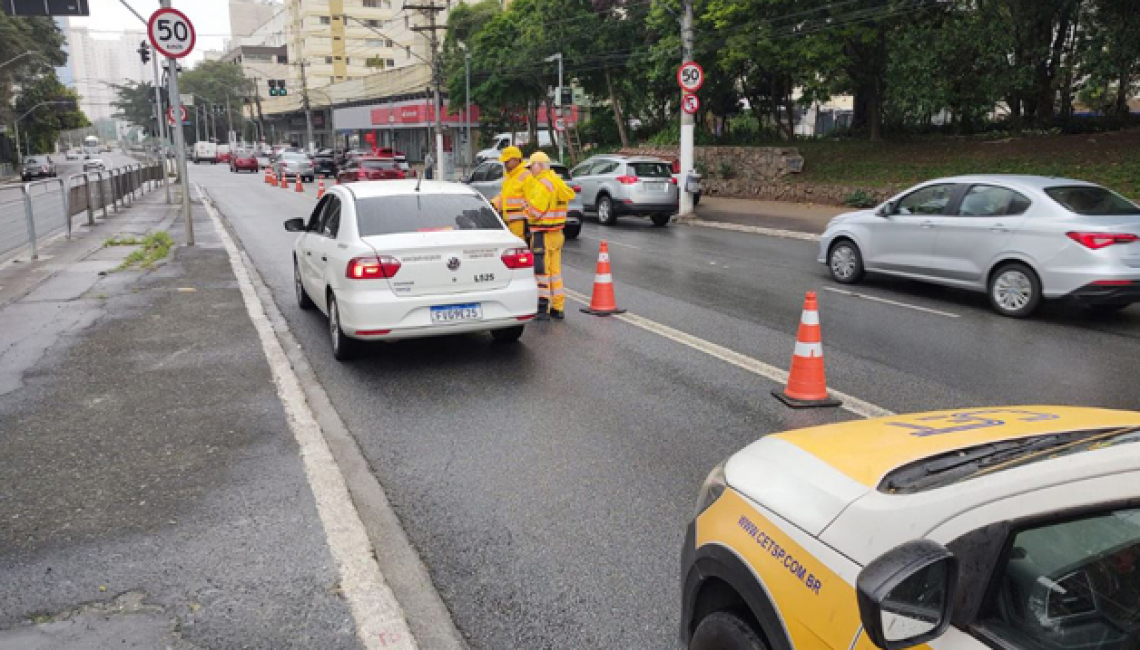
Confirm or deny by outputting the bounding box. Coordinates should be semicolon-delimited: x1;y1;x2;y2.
283;181;538;360
465;160;583;239
256;153;272;169
21;156;57;181
313;152;338;178
193;141;218;164
819;175;1140;318
570;155;680;227
231;150;259;173
274;151;315;183
216;144;233;164
337;157;406;184
83;158;106;172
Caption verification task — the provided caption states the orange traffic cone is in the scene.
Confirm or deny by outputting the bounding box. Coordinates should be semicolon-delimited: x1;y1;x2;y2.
279;172;289;189
772;292;841;408
295;174;304;192
316;179;325;199
580;241;626;316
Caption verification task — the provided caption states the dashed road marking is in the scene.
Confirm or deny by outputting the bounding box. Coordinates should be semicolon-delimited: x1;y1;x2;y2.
564;288;894;420
197;185;418;650
824;287;960;318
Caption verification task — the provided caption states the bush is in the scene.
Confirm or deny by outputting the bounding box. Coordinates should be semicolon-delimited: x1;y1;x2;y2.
717;160;736;180
843;189;878;209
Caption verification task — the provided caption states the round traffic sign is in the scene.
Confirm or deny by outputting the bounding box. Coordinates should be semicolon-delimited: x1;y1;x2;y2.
681;93;700;115
677;61;705;93
167;105;188;125
554;118;566;132
148;7;196;59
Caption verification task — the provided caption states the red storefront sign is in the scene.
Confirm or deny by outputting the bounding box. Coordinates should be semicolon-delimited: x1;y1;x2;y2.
370;102;481;126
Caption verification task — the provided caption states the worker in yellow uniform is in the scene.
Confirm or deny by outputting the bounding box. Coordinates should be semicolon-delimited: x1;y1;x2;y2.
489;146;530;241
523;151;575;320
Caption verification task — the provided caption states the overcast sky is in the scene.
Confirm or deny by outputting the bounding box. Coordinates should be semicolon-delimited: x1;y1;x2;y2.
69;0;236;66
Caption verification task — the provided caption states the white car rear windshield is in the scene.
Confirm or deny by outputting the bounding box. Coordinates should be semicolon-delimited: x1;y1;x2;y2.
356;195;502;236
1046;186;1140;215
282;153;308;161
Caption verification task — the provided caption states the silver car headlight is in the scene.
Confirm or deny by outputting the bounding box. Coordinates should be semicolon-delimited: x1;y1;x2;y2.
694;461;727;518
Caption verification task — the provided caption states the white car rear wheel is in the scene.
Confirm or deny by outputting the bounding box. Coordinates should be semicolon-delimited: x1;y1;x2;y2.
328;295;358;361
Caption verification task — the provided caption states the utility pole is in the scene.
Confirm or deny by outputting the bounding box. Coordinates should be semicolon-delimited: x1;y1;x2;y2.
150;43;171;204
159;13;193;246
678;0;695;216
545;52;564;163
409;1;446;180
299;60;315;153
465;51;471;170
225;95;234;145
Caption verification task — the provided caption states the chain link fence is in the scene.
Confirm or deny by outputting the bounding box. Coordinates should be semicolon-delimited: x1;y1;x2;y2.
0;161;168;263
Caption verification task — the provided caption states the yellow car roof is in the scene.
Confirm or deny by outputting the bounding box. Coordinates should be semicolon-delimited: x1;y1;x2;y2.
775;406;1140;488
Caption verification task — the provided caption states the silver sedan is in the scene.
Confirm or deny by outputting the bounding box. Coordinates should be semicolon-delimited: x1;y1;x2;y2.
819;175;1140;317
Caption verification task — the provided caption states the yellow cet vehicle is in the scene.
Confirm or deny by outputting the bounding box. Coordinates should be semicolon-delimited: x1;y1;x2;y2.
682;406;1140;650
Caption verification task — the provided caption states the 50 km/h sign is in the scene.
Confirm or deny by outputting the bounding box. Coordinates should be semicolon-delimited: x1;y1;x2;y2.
677;61;705;93
148;7;196;59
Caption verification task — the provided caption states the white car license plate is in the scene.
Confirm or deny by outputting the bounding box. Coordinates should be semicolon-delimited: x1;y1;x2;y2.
430;303;483;324
644;182;666;191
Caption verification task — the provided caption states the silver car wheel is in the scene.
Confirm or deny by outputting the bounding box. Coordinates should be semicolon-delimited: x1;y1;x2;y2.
993;269;1032;311
598;198;612;224
830;246;857;280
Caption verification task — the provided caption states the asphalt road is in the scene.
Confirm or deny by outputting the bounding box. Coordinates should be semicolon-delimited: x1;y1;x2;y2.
194;164;1140;649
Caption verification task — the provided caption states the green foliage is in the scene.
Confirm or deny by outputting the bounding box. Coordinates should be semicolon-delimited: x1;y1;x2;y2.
111;81;158;132
113;232;174;271
178;60;250;138
843;189;878;208
14;72;87;154
2;14;72;158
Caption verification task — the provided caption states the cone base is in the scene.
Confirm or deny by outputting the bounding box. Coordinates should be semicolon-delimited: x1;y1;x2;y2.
580;307;627;316
771;389;842;409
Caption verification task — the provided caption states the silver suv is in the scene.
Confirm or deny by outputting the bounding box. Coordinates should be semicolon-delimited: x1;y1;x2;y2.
570;155;679;226
465;160;583;239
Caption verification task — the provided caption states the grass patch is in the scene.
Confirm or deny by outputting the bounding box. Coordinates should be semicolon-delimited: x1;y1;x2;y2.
113;232;174;270
104;236;142;246
790;128;1140;197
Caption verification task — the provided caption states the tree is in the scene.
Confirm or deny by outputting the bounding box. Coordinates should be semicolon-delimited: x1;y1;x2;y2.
14;72;87;154
111;80;160;132
179;60;251;139
1076;0;1140;120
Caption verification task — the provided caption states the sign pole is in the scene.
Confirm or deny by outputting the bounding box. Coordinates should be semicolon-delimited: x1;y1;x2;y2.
679;0;695;217
167;57;193;245
151;0;194;245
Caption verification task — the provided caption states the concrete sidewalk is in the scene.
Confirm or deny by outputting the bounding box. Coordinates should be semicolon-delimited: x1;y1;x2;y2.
691;195;849;234
0;188;361;648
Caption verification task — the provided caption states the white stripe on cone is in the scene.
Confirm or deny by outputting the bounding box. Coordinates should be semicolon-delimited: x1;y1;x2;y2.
801;310;820;325
595;273;613;283
598;253;610;263
794;341;824;357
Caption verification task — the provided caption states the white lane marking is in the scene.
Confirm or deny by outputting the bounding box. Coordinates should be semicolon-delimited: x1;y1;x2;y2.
197;186;418;650
564;288;893;419
823;287;960;318
577;234;643;250
680;218;821;242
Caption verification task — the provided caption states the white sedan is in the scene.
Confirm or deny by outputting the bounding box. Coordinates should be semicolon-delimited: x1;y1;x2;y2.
82;158;106;172
285;181;539;360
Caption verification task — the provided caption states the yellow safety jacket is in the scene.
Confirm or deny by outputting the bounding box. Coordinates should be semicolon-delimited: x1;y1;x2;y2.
524;170;575;231
492;165;532;223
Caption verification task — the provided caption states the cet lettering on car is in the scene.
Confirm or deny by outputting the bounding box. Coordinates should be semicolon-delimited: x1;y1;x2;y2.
887;408;1062;437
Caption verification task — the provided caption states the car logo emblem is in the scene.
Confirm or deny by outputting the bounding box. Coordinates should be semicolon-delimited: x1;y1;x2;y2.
447;257;461;271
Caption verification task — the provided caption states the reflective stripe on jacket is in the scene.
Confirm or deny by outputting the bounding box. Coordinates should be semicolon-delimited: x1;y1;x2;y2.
494;166;532;222
524;170;575;230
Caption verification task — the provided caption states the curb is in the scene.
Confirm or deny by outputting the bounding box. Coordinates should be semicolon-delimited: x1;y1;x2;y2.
679;217;821;242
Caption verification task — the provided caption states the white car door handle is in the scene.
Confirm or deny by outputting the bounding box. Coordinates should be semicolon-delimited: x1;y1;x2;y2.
921;220;935;229
990;224;1010;233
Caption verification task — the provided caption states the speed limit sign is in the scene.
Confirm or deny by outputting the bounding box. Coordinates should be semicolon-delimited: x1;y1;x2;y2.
681;94;700;115
148;7;196;59
167;105;188;126
677;61;705;93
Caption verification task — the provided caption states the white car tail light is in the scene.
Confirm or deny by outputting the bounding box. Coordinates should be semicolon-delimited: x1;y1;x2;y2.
501;248;534;269
346;255;401;279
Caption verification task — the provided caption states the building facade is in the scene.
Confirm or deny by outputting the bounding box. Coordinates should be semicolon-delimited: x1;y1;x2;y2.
65;21;149;124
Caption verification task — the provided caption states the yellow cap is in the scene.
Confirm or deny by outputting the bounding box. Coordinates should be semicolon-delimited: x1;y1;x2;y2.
521;158;531;167
528;151;551;164
499;146;523;162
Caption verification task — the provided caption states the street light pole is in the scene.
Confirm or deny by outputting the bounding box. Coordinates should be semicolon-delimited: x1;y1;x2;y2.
150;46;171;204
299;59;315;153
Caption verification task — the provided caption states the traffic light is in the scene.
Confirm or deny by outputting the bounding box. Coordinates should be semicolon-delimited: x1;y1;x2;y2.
268;79;278;96
138;41;150;65
278;80;287;96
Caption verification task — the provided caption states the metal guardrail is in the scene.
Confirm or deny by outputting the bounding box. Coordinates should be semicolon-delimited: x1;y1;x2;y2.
0;161;167;263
